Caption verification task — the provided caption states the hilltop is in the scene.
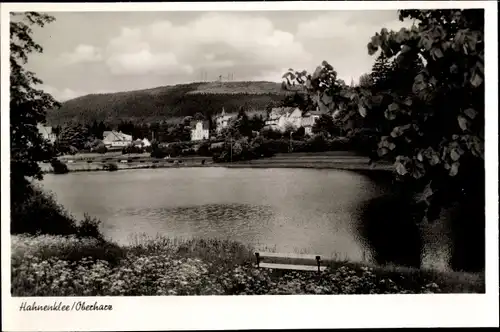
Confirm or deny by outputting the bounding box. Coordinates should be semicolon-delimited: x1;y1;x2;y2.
46;81;302;126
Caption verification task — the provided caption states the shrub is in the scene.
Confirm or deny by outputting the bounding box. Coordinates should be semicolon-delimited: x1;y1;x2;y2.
122;144;144;154
305;133;329;152
11;184;77;236
11;183;107;242
93;144;107;154
50;158;69;174
77;214;104;241
103;162;118;171
260;127;283;140
328;137;351;151
197;142;211;156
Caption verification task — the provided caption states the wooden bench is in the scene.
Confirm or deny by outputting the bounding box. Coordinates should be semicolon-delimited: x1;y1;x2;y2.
255;252;327;273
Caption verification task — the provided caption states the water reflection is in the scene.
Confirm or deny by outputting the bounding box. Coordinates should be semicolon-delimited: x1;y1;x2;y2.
40;167;468;271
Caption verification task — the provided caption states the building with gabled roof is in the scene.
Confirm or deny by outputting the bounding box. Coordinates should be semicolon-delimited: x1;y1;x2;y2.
190;120;210;141
37;124;57;144
102;130;133;148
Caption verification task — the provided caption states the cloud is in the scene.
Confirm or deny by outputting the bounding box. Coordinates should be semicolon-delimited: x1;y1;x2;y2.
40;85;87;102
106;48;193;75
295;11;412;83
41;85;120;101
59;44;103;65
296;11;409;41
104;12;312;79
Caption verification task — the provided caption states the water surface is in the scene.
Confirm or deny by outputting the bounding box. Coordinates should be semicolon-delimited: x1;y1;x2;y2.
42;167;455;270
42;167;381;261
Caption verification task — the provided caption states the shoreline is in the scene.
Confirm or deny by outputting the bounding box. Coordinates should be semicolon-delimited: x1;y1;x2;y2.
41;158;394;175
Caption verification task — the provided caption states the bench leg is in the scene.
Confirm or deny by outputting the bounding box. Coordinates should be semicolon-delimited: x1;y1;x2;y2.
255;253;260;268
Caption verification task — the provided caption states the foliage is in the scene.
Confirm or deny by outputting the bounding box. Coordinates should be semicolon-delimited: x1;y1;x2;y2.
10;182;107;239
358;73;374;88
93;143;107;154
260;127;283;140
11;184;77;235
213;137;255;162
281;91;316;112
10;12;59;185
50;158;69;174
55;123;90;152
11;234;484;296
283;9;485;224
197;141;212;157
103;162;118;172
150;141;196;158
122;144;144;154
76;214;104;241
292;126;306;140
312;113;341;137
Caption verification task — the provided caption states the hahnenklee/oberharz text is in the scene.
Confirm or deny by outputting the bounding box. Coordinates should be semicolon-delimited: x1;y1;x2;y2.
19;301;113;311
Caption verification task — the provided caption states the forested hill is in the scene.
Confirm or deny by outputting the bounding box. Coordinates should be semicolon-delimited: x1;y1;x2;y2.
46;81;300;126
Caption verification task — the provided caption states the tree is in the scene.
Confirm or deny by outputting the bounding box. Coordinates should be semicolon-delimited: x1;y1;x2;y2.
312;113;340;137
56;123;89;151
370;52;395;89
117;120;135;136
249;114;266;133
193;112;205;121
358;73;374;88
292;126;306;140
284;10;485;232
231;107;253;138
169;117;192;142
10;12;60;186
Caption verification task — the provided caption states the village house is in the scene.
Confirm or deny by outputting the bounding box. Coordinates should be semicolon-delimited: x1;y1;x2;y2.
301;110;323;135
37;124;57;144
102;130;133;148
214;107;234;133
190;120;210;141
264;107;325;134
130;138;152;148
264;107;303;132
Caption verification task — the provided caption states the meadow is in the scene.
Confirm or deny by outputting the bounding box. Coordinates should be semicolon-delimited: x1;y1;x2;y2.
11;234;484;296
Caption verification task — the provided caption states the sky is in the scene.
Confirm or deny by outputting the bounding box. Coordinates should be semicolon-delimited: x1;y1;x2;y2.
24;10;413;102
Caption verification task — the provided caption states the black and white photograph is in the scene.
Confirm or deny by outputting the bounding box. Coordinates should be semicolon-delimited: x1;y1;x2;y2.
1;1;498;330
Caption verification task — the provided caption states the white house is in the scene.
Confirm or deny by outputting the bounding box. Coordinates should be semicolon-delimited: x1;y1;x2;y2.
142;138;151;147
214;107;235;133
301;110;323;135
264;107;326;135
102;131;133;148
265;107;302;132
190;120;210;141
37;124;57;144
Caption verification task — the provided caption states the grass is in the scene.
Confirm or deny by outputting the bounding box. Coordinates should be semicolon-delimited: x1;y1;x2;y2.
11;234;485;296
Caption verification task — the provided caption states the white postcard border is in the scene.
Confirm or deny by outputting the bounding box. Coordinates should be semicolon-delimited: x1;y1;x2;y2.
1;1;498;330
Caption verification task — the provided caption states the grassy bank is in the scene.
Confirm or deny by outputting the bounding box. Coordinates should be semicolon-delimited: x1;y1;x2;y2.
11;234;484;296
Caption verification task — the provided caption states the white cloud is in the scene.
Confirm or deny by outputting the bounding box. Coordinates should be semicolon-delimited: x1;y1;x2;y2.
297;14;409;43
295;12;413;83
40;85;86;101
59;44;103;65
104;12;312;78
106;48;193;75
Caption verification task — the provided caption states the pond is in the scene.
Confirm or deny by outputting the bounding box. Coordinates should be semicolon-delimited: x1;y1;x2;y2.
42;167;454;271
